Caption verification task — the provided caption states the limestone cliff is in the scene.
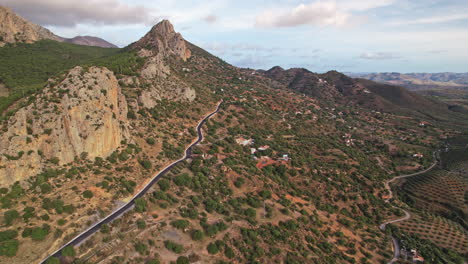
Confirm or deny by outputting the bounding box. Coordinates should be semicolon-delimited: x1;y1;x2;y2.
0;6;63;46
0;66;129;186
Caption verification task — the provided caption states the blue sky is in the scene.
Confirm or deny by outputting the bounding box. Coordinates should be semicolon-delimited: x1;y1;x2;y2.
2;0;468;73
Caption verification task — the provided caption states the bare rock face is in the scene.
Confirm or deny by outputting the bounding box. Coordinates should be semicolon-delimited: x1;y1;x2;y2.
131;20;191;61
0;66;129;187
0;6;63;46
131;20;196;108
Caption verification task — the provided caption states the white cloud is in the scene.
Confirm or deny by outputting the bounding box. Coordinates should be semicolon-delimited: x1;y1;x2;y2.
254;0;395;28
255;2;349;28
387;13;468;26
360;52;401;60
0;0;157;27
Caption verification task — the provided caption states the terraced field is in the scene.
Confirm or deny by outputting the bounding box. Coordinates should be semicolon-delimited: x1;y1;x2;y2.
396;213;467;254
403;170;467;213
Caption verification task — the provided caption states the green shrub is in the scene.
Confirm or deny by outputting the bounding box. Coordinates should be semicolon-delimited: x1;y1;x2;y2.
0;239;19;256
158;179;170;192
207;242;219;254
146;138;156;145
31;225;50;241
100;224;110;234
139;159;152;170
164;240;184;254
176;256;190;264
0;230;17;242
134;242;148;255
61;245;75;257
134;198;147;212
82;190;93;199
3;210;19;226
191;229;204;241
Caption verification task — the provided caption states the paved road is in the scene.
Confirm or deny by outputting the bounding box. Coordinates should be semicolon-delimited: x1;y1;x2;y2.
380;151;438;264
40;100;223;264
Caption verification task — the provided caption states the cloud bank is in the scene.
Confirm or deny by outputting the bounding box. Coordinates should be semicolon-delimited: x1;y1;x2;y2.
0;0;156;27
255;0;395;28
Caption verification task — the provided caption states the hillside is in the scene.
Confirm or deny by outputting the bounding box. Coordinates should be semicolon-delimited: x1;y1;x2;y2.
349;72;468;90
64;36;118;48
0;18;466;264
0;40;126;117
0;6;62;46
0;5;118;49
258;67;468;129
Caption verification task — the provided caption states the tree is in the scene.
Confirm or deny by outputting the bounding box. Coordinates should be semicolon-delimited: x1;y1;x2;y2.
3;210;19;226
164;240;184;254
191;229;204;241
82;190;93;199
0;239;19;256
100;224;110;234
61;245;76;257
134;242;147;255
176;256;190;264
31;225;49;241
146;138;156;145
158;179;170;192
139;159;152;170
225;247;235;259
170;219;189;230
134;198;147;212
207;242;219;254
174;173;191;187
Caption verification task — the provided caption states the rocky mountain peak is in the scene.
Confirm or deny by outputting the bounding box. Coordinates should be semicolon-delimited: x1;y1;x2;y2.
131;19;191;61
0;5;63;46
151;19;176;36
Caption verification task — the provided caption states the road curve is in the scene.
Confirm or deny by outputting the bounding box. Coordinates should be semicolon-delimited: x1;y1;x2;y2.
40;100;223;264
380;151;438;264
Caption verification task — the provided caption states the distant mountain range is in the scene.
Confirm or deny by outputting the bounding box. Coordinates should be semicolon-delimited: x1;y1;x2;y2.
349;72;468;91
63;36;118;48
0;6;117;48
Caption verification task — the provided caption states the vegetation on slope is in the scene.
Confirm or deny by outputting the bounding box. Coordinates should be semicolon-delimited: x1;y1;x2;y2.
0;40;145;117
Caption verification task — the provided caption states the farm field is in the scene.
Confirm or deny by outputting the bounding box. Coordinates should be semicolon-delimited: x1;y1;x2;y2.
396;213;467;254
395;136;468;257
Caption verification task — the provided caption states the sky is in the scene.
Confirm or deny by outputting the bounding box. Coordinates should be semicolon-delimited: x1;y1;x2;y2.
1;0;468;73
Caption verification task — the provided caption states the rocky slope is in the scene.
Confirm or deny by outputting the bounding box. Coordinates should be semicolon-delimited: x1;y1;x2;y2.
130;20;191;61
0;6;62;46
0;66;129;186
131;20;196;108
0;6;117;48
260;66;468;126
64;36;118;48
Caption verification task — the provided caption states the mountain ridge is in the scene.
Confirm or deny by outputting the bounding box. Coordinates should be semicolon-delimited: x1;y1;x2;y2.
0;5;117;48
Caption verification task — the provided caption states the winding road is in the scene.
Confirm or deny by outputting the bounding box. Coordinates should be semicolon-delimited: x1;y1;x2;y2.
40;100;223;264
379;151;439;264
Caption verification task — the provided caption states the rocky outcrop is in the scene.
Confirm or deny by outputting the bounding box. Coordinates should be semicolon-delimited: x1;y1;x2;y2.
0;66;129;187
138;79;197;108
130;20;196;108
131;20;191;61
0;6;62;46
